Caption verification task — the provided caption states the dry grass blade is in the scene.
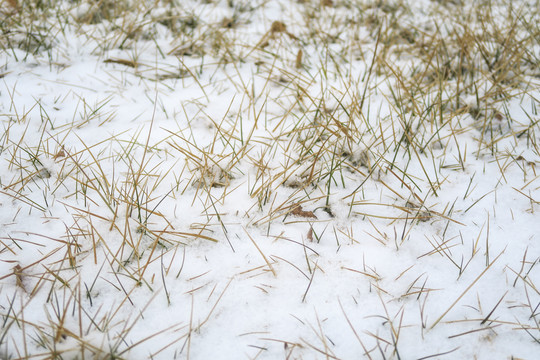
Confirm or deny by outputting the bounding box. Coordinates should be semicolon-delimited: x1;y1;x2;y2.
244;227;276;277
104;58;138;68
429;249;506;329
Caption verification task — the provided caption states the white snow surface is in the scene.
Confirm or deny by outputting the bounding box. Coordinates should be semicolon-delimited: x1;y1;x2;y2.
0;0;539;359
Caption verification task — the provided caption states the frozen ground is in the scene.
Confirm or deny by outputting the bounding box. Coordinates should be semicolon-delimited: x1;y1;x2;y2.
0;0;539;359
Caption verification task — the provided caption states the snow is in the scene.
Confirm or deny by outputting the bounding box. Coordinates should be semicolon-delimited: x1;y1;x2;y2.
0;0;539;359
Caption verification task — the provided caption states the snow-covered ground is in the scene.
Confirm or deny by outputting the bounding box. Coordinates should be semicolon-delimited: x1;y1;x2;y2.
0;0;539;358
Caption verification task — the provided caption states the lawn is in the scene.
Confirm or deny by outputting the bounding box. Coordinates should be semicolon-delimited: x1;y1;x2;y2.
0;0;539;359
